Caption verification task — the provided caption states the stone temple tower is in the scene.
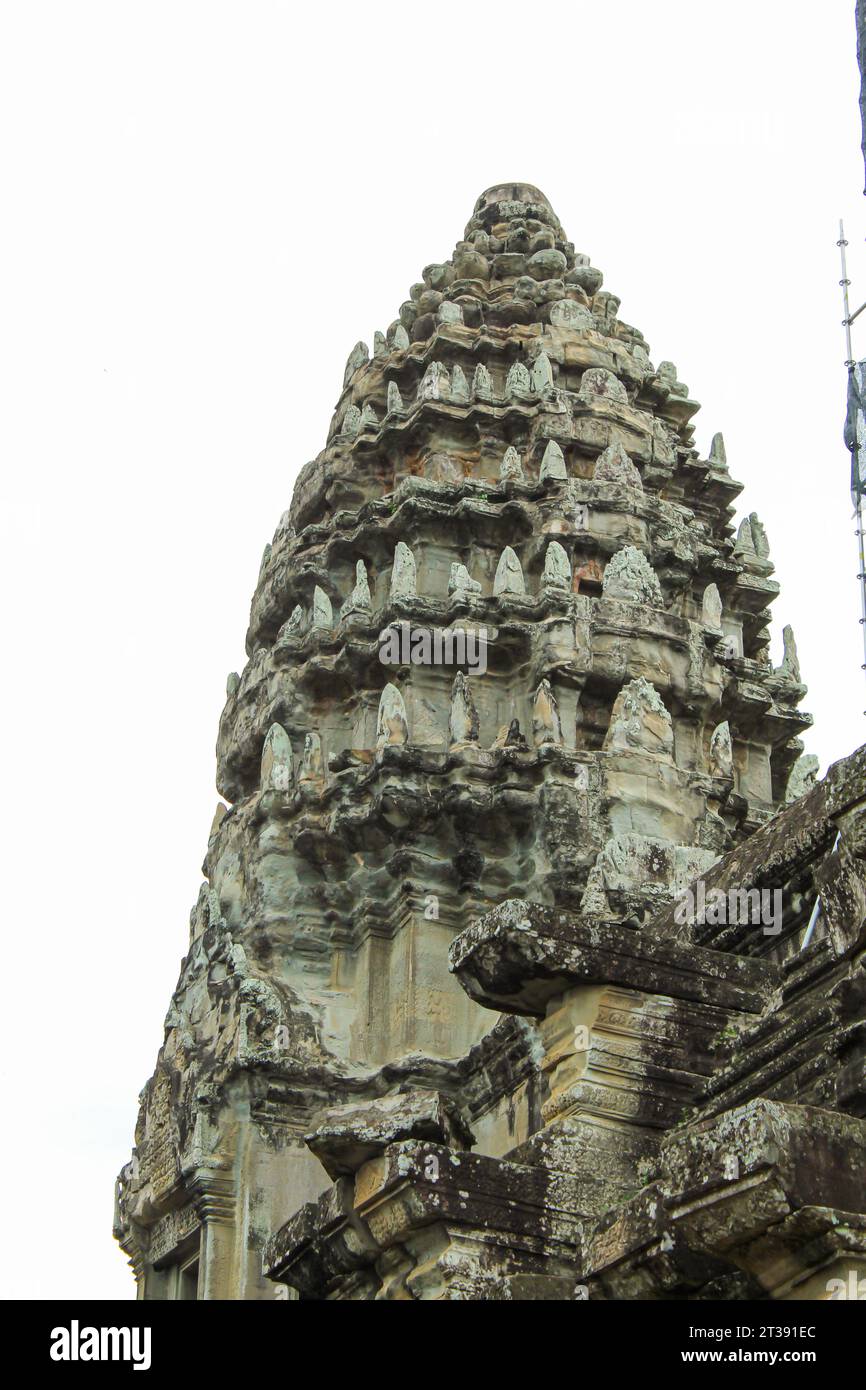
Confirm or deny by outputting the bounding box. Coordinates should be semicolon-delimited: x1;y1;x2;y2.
117;185;866;1301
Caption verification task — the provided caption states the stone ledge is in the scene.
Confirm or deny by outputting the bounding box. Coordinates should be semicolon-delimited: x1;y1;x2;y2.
449;899;776;1016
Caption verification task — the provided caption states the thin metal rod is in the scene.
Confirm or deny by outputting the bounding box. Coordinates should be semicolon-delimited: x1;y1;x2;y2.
838;220;866;703
839;220;854;367
856;495;866;690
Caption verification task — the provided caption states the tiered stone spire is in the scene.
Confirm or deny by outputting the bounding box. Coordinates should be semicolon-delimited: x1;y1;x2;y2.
115;183;815;1300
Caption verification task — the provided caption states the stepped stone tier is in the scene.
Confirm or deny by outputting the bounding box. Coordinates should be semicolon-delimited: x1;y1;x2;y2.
114;182;866;1301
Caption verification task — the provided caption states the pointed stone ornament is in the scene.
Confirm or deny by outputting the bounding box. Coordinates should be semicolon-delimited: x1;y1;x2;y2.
702;583;723;632
373;331;387;358
386;380;404;415
531;351;554;394
438;301;463;325
543;540;571;590
776;624;801;682
750;514;770;561
278;604;304;641
493;545;525;597
450;364;469;403
500;446;524;482
448;562;481;596
579;367;628;404
449;671;479;744
392;324;410;351
261;723;294;792
506;360;531;397
376;682;409;751
550;299;594;330
360;403;378;430
709;432;728;471
418;361;450;402
540;439;567;482
472;362;494;400
733;516;756;560
226;672;240;697
492;717;528;750
604;677;673;757
389;541;417;601
311;585;333;630
786;753;819;803
342;404;361;437
341;559;372;619
602;545;663;606
299;730;325;783
343;341;369;388
710;720;734;778
533;679;563;746
594;441;643;488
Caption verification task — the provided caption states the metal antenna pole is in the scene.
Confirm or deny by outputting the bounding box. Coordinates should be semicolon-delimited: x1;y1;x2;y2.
838;220;866;705
839;220;855;367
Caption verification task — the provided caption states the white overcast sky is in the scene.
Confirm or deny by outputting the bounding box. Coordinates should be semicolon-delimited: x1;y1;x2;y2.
2;1;866;1299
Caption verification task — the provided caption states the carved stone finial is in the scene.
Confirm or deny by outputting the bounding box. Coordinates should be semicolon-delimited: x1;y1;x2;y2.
342;404;361;437
602;545;663;606
533;679;562;746
341;560;372;619
604;677;673;758
734;514;771;568
750;513;770;561
299;731;324;783
710;720;733;778
450;672;479;744
376;683;409;750
531;351;554;394
733;516;756;559
594;441;642;488
543;540;571;590
438;301;463;326
449;562;481;597
579;367;628;404
278;604;304;641
550;298;594;330
373;331;387;358
786;753;819;802
226;672;240;697
261;723;293;792
311;585;333;630
343;341;369;387
392;324;410;351
450;365;470;403
472;363;493;400
702;583;723;633
540;439;567;482
506;361;531;397
493;545;525;597
709;432;728;470
776;624;801;682
500;446;524;482
418;362;450;402
390;542;417;601
386;380;404;415
492;717;527;750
